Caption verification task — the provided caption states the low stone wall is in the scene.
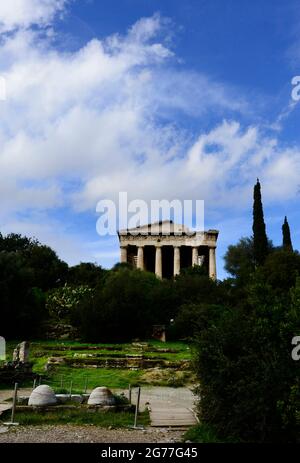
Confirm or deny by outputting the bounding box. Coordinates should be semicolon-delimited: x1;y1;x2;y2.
46;356;190;370
16;404;135;413
40;344;181;353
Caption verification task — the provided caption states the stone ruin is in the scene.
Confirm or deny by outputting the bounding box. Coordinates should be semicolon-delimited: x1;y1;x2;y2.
15;385;131;414
28;385;57;407
13;341;30;364
0;336;5;361
88;387;116;406
0;341;35;386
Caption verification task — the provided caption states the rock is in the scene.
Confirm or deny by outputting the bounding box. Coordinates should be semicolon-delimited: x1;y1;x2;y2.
28;385;57;407
55;394;69;404
71;395;84;404
0;336;5;361
46;357;65;366
87;387;116;406
12;347;19;363
13;341;30;363
19;341;30;363
45;357;65;372
55;394;85;404
17;396;29;405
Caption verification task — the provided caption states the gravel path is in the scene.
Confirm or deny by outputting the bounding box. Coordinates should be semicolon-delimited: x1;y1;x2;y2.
0;425;184;443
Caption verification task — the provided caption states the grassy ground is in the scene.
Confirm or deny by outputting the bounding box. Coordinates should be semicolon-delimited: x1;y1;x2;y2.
44;367;145;391
1;407;150;427
2;340;194;390
183;424;238;443
5;340;191;361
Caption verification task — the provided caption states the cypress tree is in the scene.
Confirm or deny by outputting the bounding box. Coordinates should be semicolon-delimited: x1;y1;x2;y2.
282;216;293;251
252;179;268;265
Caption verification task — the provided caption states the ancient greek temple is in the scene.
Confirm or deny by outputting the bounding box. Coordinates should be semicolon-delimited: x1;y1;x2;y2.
118;220;218;280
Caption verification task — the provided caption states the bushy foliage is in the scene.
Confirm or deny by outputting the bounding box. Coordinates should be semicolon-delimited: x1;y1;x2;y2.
46;284;94;321
193;251;300;442
0;233;67;338
224;237;255;283
67;263;106;287
260;249;300;296
73;265;224;343
0;233;68;290
0;251;46;338
72;267;162;342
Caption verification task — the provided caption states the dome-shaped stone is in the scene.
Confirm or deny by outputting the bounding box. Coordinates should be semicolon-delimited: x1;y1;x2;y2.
28;385;57;406
88;387;115;406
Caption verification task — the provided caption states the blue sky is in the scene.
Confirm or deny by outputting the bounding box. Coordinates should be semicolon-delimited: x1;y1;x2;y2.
0;0;299;279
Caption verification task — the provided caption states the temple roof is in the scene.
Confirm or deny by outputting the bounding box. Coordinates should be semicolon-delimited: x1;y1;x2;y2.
118;220;219;237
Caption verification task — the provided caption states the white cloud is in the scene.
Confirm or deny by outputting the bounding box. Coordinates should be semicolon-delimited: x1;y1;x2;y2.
75;119;300;215
0;13;248;215
0;0;69;32
0;8;299;266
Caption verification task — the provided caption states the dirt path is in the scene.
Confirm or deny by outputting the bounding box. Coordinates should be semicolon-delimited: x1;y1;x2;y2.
0;425;184;443
0;388;32;417
0;388;32;403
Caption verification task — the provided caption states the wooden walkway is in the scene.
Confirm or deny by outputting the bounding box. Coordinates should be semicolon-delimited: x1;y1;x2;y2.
128;386;198;429
150;406;198;428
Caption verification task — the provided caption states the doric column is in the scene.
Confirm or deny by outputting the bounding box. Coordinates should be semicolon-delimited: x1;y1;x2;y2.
137;246;144;270
174;246;180;276
209;247;217;280
192;247;199;266
120;246;128;264
155;246;162;279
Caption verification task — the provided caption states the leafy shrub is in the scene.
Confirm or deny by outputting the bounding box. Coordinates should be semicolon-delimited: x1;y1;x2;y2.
193;271;300;442
47;284;93;321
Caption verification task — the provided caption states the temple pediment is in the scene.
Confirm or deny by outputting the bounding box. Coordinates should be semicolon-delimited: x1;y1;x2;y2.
119;220;193;236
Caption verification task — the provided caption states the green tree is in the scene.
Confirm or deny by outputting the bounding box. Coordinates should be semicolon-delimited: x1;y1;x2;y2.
25;244;68;291
282;216;293;251
173;265;220;305
67;262;106;287
193;266;300;442
47;284;94;322
261;249;300;297
73;267;161;342
0;232;68;291
0;252;46;339
253;179;269;266
0;233;37;252
224;237;255;284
